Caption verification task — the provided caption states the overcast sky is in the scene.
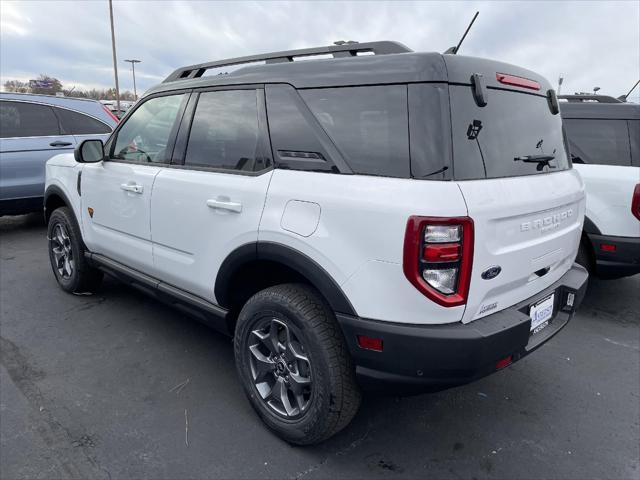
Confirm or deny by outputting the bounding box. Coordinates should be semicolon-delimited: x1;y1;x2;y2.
1;0;638;100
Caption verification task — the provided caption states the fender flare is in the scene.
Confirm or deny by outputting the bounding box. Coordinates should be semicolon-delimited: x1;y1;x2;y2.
215;242;356;316
43;184;73;222
583;216;601;236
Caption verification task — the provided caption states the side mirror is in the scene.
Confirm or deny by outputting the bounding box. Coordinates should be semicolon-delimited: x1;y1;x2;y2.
74;139;105;163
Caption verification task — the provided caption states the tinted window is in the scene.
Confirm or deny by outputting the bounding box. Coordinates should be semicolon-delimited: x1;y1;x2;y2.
56;108;111;135
408;84;451;179
450;86;570;180
0;101;60;138
563;118;632;166
112;94;186;163
301;86;410;178
185;90;264;171
265;85;336;173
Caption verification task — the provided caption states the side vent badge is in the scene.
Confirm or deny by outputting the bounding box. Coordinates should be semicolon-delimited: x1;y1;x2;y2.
481;265;501;280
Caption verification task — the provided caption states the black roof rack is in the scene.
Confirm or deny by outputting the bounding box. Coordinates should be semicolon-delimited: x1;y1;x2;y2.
558;94;622;103
163;41;412;83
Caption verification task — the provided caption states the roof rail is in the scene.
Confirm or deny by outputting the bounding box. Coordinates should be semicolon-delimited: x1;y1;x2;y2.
558;94;622;103
163;41;413;83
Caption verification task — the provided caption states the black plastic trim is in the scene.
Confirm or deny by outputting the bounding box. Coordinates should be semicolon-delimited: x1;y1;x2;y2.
86;252;230;333
586;233;640;279
43;185;72;220
336;263;588;393
214;242;356;316
582;216;601;235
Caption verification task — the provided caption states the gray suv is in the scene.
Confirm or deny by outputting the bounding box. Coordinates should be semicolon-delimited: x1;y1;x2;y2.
0;93;118;216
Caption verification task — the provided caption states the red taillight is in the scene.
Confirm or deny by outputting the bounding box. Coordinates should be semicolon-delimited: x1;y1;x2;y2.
356;335;383;352
102;105;120;123
632;184;640;221
423;243;461;262
600;243;617;252
403;216;474;307
496;72;541;91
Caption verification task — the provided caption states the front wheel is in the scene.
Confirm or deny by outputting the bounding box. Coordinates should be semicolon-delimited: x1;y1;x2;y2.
234;283;361;445
48;207;103;293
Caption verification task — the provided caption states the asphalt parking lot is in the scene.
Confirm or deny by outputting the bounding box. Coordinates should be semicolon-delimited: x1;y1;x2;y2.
1;213;638;480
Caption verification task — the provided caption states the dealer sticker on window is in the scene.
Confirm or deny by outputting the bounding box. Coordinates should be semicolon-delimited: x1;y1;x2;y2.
530;294;554;334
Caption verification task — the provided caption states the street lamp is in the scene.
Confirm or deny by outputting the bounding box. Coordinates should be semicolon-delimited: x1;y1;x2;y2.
124;59;141;100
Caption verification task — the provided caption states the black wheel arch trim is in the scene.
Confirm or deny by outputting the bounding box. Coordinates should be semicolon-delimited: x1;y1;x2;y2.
583;216;601;235
215;241;357;316
44;184;73;222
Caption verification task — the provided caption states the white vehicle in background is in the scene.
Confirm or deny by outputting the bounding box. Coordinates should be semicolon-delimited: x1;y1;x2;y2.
561;95;640;278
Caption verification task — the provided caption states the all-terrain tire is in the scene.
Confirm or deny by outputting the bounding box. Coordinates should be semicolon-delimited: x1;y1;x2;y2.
47;207;103;293
234;283;361;445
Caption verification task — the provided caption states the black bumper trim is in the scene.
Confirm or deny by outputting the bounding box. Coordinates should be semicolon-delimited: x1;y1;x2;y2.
587;233;640;279
336;263;588;393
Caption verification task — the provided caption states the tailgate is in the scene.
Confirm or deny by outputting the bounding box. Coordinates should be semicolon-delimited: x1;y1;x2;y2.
458;169;585;323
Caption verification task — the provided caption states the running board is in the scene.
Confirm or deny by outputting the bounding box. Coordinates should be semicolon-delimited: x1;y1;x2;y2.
85;252;231;335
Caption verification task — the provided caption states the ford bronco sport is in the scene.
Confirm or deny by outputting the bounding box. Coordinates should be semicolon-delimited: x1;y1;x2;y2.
44;41;589;445
560;95;640;278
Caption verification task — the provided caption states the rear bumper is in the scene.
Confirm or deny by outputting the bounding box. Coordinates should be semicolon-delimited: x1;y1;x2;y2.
587;233;640;279
337;263;588;394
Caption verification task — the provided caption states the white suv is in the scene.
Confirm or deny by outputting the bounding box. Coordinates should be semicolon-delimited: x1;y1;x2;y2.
44;41;588;445
560;96;640;278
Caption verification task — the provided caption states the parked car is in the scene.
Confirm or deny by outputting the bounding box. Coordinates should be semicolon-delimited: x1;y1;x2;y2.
560;95;640;278
44;41;588;444
0;93;118;216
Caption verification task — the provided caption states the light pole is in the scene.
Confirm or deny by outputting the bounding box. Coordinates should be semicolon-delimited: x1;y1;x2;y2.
124;59;141;100
108;0;121;113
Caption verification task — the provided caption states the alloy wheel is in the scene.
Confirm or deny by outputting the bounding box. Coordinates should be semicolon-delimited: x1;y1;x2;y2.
248;317;312;418
50;223;74;279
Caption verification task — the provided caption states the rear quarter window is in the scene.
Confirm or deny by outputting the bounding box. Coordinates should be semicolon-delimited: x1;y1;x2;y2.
55;107;111;135
301;85;410;178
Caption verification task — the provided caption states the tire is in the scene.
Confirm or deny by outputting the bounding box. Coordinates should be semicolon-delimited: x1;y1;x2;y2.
47;207;103;293
234;283;361;445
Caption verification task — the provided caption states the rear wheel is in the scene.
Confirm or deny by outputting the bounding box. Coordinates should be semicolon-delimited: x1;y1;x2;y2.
47;207;103;293
234;283;361;445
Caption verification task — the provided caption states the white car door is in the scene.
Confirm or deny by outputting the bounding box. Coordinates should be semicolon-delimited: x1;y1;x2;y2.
150;88;273;301
81;93;189;273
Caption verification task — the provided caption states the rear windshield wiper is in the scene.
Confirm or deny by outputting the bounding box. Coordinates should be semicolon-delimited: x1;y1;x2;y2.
514;154;556;171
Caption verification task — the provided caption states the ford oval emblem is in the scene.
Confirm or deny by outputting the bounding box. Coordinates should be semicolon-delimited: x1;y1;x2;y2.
481;266;502;280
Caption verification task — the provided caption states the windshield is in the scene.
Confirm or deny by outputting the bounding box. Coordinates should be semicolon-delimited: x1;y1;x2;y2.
450;86;570;180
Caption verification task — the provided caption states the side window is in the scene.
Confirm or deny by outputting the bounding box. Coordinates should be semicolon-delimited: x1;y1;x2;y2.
0;101;60;138
184;90;265;172
111;94;186;163
563;118;632;166
301;85;410;178
55;108;111;135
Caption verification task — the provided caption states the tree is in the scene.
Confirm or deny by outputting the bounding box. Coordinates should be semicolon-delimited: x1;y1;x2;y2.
3;80;30;93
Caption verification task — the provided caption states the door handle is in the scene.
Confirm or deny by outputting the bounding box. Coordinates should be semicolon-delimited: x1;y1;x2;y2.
120;183;143;194
207;198;242;213
50;141;73;147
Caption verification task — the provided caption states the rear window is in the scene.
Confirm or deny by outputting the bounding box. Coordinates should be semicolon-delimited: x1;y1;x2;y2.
563;118;632;166
301;86;410;178
449;86;570;180
55;107;111;135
